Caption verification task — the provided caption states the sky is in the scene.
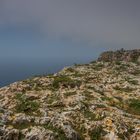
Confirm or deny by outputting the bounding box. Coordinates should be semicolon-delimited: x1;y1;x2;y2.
0;0;140;87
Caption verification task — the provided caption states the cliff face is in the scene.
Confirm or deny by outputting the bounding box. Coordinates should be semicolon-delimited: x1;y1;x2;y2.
98;49;140;62
0;50;140;140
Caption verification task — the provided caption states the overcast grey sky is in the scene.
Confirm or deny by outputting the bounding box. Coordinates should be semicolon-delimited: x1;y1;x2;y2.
0;0;140;49
0;0;140;86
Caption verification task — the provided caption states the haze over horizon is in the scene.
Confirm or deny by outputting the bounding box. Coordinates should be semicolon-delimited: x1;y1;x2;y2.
0;0;140;87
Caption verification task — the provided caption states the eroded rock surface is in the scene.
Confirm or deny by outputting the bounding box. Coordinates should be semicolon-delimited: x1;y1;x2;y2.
0;50;140;140
98;49;140;62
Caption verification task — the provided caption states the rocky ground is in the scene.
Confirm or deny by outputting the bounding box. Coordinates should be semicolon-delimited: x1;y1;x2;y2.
0;50;140;140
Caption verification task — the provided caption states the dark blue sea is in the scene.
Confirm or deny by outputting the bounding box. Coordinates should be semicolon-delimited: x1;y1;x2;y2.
0;57;97;88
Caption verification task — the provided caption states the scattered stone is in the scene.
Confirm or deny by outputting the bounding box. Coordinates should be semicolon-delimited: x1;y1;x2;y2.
0;49;140;139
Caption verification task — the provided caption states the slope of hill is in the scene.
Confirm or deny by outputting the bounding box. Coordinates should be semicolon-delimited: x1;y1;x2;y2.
0;49;140;140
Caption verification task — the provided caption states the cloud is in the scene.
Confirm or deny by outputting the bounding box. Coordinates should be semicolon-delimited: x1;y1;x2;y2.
1;0;140;49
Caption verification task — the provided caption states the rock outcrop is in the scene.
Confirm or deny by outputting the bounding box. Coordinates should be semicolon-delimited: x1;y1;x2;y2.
98;48;140;62
0;49;140;140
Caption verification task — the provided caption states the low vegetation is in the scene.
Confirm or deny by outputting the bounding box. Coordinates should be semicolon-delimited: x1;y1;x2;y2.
15;93;40;115
90;126;104;140
127;99;140;115
52;75;81;89
113;85;134;92
64;91;77;97
1;49;140;139
43;124;67;140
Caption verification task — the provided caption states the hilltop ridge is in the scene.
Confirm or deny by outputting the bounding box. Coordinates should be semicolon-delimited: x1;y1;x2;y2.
0;49;140;140
98;48;140;62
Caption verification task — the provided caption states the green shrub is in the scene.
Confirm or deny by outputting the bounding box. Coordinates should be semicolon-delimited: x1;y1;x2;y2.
130;69;140;75
15;94;40;115
90;60;96;64
83;110;96;121
127;99;140;115
115;61;121;65
113;85;133;92
93;63;104;71
52;75;80;89
66;67;75;72
118;126;134;139
90;126;104;140
74;63;82;66
64;91;77;97
43;124;67;140
115;64;127;71
83;91;94;100
73;71;83;77
128;80;139;85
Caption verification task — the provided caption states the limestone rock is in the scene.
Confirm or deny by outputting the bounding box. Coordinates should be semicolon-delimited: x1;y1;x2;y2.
0;49;140;139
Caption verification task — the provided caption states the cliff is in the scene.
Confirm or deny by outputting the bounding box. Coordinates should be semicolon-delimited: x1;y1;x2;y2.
98;49;140;62
0;49;140;140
